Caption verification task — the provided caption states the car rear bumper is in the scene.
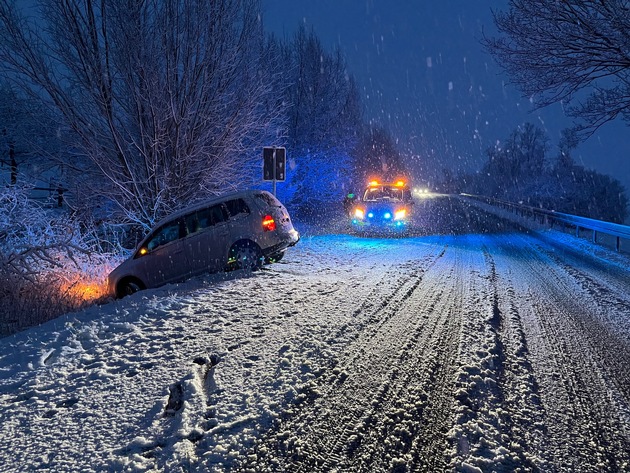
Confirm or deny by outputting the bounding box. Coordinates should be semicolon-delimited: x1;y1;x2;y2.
262;228;299;256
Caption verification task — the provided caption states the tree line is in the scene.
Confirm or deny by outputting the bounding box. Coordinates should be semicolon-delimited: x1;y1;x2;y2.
0;0;406;229
436;0;630;224
470;0;630;224
444;123;628;224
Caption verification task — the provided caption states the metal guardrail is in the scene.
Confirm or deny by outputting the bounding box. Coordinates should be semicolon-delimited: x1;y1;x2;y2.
461;193;630;252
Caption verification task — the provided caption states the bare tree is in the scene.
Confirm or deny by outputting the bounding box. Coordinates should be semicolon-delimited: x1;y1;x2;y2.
281;25;363;216
0;0;284;229
287;26;362;153
484;0;630;137
482;122;549;196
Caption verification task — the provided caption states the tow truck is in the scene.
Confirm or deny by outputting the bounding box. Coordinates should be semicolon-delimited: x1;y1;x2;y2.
349;179;414;233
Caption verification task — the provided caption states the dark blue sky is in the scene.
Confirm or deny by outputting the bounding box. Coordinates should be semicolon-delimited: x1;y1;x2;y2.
262;0;630;191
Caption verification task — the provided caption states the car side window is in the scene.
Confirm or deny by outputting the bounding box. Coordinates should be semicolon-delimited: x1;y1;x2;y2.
195;204;228;231
184;212;200;235
146;220;182;251
211;204;228;225
224;198;250;218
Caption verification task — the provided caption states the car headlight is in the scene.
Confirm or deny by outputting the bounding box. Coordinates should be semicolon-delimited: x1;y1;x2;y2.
394;209;406;220
354;208;365;219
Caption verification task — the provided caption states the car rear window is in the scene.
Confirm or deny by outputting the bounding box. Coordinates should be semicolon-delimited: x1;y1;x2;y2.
224;198;250;217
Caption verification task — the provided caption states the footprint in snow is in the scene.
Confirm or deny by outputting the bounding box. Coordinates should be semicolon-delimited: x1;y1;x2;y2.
163;382;184;417
56;397;79;408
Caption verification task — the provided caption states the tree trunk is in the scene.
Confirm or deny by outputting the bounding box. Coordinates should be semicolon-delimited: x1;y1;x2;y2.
9;143;16;185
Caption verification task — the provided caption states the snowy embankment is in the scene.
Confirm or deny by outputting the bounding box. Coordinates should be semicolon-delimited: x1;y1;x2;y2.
1;196;629;472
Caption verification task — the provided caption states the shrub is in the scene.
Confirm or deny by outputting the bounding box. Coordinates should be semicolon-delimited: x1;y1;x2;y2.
0;185;114;336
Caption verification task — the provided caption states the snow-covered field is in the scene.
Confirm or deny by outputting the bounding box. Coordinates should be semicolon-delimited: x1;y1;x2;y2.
1;196;629;472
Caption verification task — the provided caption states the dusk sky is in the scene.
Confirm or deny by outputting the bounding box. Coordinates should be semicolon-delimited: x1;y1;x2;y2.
262;0;630;192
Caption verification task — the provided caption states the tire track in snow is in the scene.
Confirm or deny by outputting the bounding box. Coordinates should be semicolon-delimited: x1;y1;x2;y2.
328;261;455;472
235;242;466;472
449;247;548;471
491;234;630;471
173;240;448;471
537;245;630;403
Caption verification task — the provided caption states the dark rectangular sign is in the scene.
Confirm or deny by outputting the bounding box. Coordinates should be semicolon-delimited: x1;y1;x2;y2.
263;147;286;181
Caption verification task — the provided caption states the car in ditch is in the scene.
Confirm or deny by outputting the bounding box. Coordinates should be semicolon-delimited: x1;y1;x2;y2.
108;190;299;298
349;179;414;233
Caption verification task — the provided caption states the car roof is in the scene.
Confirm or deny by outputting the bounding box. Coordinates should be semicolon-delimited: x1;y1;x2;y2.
149;189;269;230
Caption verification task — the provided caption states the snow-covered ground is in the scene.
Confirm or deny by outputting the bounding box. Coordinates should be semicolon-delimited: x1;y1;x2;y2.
1;195;629;472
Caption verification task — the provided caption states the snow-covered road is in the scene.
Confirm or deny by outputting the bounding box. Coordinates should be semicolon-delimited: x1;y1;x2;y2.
1;196;629;472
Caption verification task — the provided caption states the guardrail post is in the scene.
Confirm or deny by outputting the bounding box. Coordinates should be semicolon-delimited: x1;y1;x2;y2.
592;230;597;243
617;236;621;252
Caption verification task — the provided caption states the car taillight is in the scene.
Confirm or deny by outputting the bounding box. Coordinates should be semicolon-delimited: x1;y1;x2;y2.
262;215;276;231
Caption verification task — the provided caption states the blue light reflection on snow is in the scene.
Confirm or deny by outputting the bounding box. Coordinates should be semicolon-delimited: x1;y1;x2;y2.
312;231;536;259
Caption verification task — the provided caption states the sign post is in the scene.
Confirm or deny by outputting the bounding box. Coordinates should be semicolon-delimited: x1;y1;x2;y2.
263;146;286;196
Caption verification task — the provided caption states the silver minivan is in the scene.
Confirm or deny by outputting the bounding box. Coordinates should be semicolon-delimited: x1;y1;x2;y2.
107;190;299;298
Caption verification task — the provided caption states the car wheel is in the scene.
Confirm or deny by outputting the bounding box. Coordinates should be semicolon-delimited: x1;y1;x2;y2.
118;279;144;298
229;241;263;271
265;251;284;264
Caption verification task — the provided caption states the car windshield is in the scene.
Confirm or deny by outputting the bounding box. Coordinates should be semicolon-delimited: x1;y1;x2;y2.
363;186;405;202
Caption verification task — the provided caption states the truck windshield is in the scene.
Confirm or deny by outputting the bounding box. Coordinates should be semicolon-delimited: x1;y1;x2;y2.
363;186;405;202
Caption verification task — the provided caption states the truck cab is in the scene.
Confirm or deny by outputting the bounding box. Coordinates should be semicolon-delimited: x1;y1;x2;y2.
350;180;414;233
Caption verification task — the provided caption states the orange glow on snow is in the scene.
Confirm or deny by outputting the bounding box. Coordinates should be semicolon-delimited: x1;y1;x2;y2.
62;278;108;303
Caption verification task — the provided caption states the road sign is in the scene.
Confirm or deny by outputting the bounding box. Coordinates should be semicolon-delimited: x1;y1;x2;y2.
263;147;286;182
275;147;286;181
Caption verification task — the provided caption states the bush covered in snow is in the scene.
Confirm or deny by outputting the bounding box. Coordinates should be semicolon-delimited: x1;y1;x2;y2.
0;186;115;335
